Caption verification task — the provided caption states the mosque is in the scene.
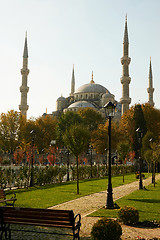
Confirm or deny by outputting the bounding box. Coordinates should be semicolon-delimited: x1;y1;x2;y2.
19;17;154;119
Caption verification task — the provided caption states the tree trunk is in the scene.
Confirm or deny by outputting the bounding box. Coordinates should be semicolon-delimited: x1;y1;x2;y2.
153;161;155;188
123;162;125;183
76;156;79;194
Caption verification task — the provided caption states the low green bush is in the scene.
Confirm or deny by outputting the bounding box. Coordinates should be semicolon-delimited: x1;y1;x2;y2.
91;217;122;240
118;206;139;225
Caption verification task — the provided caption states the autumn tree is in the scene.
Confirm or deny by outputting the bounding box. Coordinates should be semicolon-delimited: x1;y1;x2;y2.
120;104;160;152
21;116;57;153
35;115;57;152
142;104;160;141
63;124;90;194
0;110;26;153
91;121;120;154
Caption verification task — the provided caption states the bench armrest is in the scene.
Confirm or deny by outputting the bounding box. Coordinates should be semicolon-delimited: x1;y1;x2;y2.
5;192;16;199
74;213;81;229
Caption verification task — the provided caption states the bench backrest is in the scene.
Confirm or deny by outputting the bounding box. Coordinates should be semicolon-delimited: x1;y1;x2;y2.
0;189;6;200
0;207;75;229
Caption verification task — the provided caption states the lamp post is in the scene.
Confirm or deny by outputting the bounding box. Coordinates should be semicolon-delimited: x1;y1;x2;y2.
88;145;93;178
149;138;154;184
50;140;56;165
136;127;143;190
65;148;70;181
30;130;36;187
104;101;116;209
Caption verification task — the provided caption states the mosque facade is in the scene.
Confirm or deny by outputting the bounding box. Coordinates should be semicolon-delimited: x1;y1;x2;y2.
19;17;154;119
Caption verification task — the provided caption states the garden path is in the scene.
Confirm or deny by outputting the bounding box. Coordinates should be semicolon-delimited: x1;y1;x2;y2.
49;174;160;239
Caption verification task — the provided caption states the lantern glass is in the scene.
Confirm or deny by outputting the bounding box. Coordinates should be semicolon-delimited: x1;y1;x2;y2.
104;101;116;118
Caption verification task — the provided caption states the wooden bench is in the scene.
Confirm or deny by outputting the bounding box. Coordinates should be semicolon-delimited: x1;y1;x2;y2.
0;206;81;240
0;189;17;207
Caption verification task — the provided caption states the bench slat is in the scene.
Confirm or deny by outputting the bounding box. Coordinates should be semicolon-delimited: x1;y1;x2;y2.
4;217;72;226
7;221;73;228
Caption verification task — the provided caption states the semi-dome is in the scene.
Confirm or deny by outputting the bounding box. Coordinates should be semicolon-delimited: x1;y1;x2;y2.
75;83;109;94
68;101;95;109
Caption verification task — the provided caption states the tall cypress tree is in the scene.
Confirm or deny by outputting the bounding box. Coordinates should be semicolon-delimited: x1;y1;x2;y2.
133;104;147;158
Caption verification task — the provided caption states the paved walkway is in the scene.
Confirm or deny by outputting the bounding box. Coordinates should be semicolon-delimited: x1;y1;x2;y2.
49;174;160;239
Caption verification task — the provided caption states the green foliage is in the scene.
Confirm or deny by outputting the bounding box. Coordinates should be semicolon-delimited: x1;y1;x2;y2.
78;107;104;131
63;124;90;158
118;206;139;225
91;218;122;240
56;111;83;146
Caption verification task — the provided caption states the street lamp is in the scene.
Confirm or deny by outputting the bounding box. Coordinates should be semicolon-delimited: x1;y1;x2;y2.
149;138;154;184
136;127;143;190
87;145;93;178
104;101;117;209
30;130;36;187
65;148;70;181
50;140;56;165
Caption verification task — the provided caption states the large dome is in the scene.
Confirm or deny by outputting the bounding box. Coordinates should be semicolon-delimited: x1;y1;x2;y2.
68;101;95;109
75;83;109;94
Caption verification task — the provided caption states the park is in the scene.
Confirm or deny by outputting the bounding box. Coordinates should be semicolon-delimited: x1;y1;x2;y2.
0;103;160;239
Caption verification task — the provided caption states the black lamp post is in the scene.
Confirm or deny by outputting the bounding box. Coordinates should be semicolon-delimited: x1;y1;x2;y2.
30;130;36;187
65;149;70;181
50;140;56;165
136;127;143;190
104;101;116;209
87;145;93;178
149;138;154;183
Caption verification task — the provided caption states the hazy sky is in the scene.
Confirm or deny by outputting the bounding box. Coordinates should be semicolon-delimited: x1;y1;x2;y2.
0;0;159;119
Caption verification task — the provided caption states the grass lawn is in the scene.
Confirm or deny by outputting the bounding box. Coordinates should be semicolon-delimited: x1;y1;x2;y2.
5;173;139;208
90;179;160;222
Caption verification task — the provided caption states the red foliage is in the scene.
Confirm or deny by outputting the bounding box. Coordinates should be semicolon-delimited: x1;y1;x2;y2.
47;154;56;165
39;155;43;164
13;149;24;164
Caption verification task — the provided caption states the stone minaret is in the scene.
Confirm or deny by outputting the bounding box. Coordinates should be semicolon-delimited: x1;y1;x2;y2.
147;58;154;107
120;16;131;115
19;33;29;118
70;65;75;96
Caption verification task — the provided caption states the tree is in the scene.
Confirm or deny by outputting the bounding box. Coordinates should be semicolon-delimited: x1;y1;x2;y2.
35;115;57;152
63;124;90;194
132;104;147;158
142;104;160;141
117;141;130;182
91;121;120;154
142;131;154;175
0;110;26;153
56;111;83;147
22;116;57;153
78;108;104;131
150;141;160;187
119;103;160;154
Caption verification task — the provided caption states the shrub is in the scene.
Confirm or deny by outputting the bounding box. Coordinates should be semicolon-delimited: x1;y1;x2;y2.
118;206;139;225
91;217;122;240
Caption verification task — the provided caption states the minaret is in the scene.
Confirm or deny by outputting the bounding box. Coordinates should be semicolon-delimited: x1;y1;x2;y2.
70;65;75;96
120;15;131;115
147;58;154;106
19;33;29;118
